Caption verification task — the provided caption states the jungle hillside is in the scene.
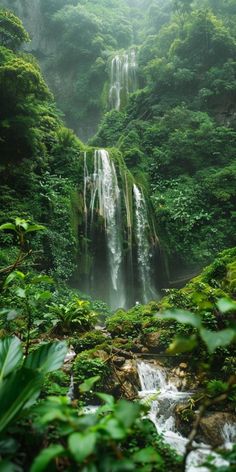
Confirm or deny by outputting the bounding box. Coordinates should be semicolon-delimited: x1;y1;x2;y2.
0;0;235;471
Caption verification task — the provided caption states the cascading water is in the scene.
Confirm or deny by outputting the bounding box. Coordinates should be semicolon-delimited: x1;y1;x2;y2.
109;49;137;111
84;149;125;309
82;150;159;309
137;361;232;472
133;184;157;303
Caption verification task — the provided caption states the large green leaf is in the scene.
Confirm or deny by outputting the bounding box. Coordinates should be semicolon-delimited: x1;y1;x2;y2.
79;375;100;393
0;460;15;472
25;224;46;234
115;400;140;428
200;328;236;354
167;335;198;354
3;270;25;287
104;418;126;439
133;447;163;465
69;432;96;462
30;444;65;472
0;367;42;432
0;337;23;381
25;342;67;373
0;223;16;232
158;310;202;328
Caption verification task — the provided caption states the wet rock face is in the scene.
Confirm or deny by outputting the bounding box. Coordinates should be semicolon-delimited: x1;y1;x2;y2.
116;359;141;398
169;364;199;391
199;412;236;447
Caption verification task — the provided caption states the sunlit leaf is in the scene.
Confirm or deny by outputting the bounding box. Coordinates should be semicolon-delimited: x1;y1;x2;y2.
96;392;115;405
31;275;54;285
15;218;28;230
15;287;26;298
3;271;25;287
0;337;23;381
167;335;197;354
79;375;100;393
25;224;46;234
34;291;52;301
0;223;16;232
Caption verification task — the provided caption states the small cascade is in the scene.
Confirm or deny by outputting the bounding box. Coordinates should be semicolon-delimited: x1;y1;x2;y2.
222;423;236;447
137;361;231;472
67;373;74;401
109;49;137;111
133;184;157;303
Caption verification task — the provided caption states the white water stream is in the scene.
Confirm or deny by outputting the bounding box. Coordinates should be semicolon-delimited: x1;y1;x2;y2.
83;150;158;308
84;149;125;309
133;184;157;303
138;361;235;471
109;49;137;111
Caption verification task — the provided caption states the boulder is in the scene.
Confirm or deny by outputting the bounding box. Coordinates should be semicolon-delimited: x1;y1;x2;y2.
113;356;126;367
143;331;161;350
117;359;141;393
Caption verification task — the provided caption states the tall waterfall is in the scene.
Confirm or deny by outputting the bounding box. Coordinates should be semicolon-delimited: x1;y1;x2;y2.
138;361;233;472
109;49;137;111
82;150;159;309
133;184;157;303
84;149;125;309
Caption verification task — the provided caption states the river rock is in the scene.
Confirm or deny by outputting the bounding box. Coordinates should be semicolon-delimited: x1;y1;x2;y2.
113;356;126;367
141;347;149;353
117;359;141;393
199;412;236;447
143;331;161;350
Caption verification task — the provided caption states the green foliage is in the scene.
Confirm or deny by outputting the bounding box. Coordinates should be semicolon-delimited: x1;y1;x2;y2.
106;305;153;338
0;336;66;433
29;394;180;472
73;331;108;353
47;299;97;335
0;9;29;50
73;351;108;392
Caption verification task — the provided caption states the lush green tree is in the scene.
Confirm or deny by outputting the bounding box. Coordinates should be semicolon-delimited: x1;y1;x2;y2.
0;8;29;50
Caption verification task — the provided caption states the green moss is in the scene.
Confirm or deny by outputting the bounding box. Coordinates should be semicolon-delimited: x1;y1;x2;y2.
73;350;110;398
72;331;109;353
42;370;70;397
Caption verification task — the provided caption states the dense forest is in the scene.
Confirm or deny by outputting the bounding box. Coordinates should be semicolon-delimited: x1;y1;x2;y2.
0;0;235;471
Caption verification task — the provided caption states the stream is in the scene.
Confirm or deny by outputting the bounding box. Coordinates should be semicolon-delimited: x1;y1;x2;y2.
137;361;236;472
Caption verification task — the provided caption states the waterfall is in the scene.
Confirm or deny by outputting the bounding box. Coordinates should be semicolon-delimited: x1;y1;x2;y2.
222;423;236;447
82;150;159;309
133;184;157;303
84;149;125;309
67;374;74;401
137;361;231;472
109;49;137;111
